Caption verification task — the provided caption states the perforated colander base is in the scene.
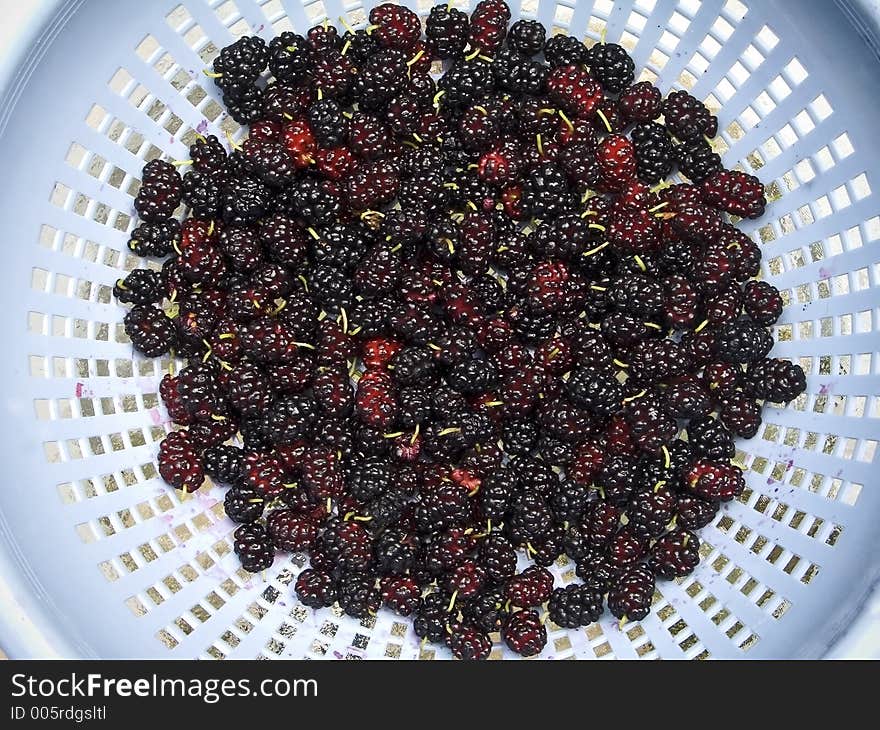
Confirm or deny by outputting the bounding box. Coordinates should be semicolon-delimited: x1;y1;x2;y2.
1;0;879;659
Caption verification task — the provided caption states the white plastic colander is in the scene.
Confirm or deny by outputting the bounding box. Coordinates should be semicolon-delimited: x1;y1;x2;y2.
0;0;879;660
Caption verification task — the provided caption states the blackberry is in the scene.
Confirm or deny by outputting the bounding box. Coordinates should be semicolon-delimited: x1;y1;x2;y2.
619;81;662;122
426;5;469;59
222;176;271;224
649;529;700;580
687;459;745;502
463;587;509;633
548;584;603;628
479;534;518;584
315;519;373;572
307;98;349;147
295;568;337;608
438;60;495;108
701;169;766;219
203;444;245;485
266;509;318;552
501;418;538;457
190;134;229;177
114;269;165;306
128;218;180;257
715;320;774;364
588;42;635;94
181;170;222;218
223;487;265;524
749;358;806;403
223;85;265;124
627;483;676;537
505;565;554;608
631;122;675;184
377;576;419;616
374;529;419;575
662;90;718;141
608;564;654;621
212;36;268;95
233;523;276;573
567;367;624;416
242;138;294;187
369;3;421;51
508;19;546;56
502;610;547;657
506;491;553;545
675;494;718;530
414;591;454;643
520;162;575;219
267;32;313;84
675;137;722;183
663;378;713;418
598;454;643;505
447;624;492;660
135;160;182;222
337;572;380;618
543;34;588;67
687;416;735;460
720;394;763;438
124;305;175;357
743;280;783;326
158;431;204;492
354;48;409;110
416;483;471;533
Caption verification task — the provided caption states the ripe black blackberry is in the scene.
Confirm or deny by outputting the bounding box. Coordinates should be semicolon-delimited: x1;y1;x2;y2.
566;367;625;416
543;33;588;66
223;487;264;524
128;218;180;258
675;137;722;183
479;534;518;584
114;268;165;306
267;509;318;551
374;530;419;575
190;134;228;177
243;138;295;188
463;586;509;633
598;454;643;506
233;523;276;573
608;564;654;621
687;415;736;460
748;358;806;403
135;160;182;222
438;60;495;108
267;32;313;84
124;305;175;357
743;280;783;326
662;89;718;140
314;519;373;573
212;35;268;96
414;591;454;643
446;623;492;660
203;444;245;485
521;162;577;220
425;4;469;58
346;456;396;503
501;418;538;458
295;568;337;608
715;319;774;364
627;483;676;537
588;42;635;94
353;48;409;110
222;84;265;125
307;98;349;147
548;584;604;628
631;122;675;184
337;572;380;618
506;19;545;56
506;490;553;545
181;170;222;218
222;175;271;224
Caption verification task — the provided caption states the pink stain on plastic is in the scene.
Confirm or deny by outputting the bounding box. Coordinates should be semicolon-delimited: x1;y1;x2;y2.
75;382;83;397
196;119;209;135
74;382;93;398
819;382;833;395
148;407;163;425
819;266;832;279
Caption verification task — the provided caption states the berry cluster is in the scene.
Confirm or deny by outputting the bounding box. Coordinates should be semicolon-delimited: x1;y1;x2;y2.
117;2;805;659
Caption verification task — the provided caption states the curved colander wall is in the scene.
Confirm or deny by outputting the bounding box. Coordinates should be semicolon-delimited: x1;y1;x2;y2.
0;0;878;659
